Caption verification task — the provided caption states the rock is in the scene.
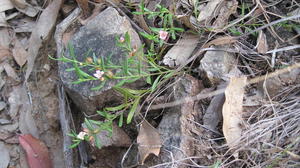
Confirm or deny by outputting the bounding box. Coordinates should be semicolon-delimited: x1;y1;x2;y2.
82;122;131;148
258;68;300;97
0;101;6;111
199;46;236;85
147;75;202;167
0;142;10;168
8;86;23;119
58;7;143;114
203;83;226;133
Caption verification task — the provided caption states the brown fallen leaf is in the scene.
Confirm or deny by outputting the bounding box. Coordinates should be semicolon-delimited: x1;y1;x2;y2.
203;36;237;48
222;76;247;157
256;30;268;54
162;33;199;67
12;38;28;67
137;120;161;164
19;134;52;168
75;0;90;17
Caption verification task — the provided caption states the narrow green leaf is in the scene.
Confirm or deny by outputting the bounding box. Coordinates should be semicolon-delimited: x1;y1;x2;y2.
105;103;127;111
69;141;81;149
146;76;152;84
66;68;75;72
118;114;123;127
91;81;106;91
84;118;94;130
127;97;140;124
94;135;101;149
151;75;162;92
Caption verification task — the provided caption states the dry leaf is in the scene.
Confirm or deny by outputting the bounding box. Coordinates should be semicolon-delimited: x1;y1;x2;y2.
25;0;63;80
212;0;238;29
0;28;12;48
19;134;52;168
256;30;268;54
137;120;161;164
0;0;14;12
222;76;247;157
203;36;236;48
163;33;198;67
0;141;10;168
3;62;19;80
10;0;39;17
75;0;90;17
197;0;222;23
12;38;28;67
0;45;11;62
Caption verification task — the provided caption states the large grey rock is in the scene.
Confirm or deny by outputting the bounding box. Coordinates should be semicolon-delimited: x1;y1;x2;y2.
199;46;236;85
147;75;202;168
58;7;143;114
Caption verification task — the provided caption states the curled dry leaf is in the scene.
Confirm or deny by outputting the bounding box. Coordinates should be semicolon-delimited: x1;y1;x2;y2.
256;30;268;54
19;134;52;168
137;120;161;164
222;76;247;157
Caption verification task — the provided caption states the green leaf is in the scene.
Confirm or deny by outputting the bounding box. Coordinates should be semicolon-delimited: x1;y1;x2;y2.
67;133;76;138
118;114;123;127
96;110;107;117
151;75;162;92
113;87;135;98
91;81;106;91
100;55;106;71
163;71;175;79
94;135;101;149
146;76;152;84
84;118;94;130
105;103;127;112
127;97;140;124
115;79;126;88
123;57;129;75
66;68;75;72
69;141;81;149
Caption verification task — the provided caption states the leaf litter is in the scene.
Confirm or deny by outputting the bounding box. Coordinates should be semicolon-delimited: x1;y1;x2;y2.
0;0;300;167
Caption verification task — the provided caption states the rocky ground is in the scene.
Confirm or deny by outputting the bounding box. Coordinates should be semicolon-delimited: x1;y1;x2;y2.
0;0;300;168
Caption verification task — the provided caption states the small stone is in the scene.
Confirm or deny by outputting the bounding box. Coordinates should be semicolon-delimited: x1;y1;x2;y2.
43;64;51;71
0;101;6;111
199;46;236;85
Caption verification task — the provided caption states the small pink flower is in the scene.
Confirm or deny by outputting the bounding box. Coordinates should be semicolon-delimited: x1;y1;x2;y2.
159;30;168;41
93;70;104;79
119;36;125;43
